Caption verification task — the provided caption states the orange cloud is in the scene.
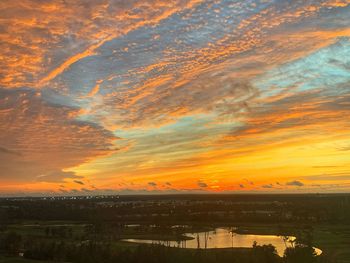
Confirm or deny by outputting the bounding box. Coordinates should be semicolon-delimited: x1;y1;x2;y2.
0;0;205;89
79;1;350;130
0;88;118;183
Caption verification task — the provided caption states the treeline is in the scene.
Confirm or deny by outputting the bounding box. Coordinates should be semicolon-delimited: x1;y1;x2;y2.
1;194;350;225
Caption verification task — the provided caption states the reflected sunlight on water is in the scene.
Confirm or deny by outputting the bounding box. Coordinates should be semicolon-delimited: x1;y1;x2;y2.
122;227;322;257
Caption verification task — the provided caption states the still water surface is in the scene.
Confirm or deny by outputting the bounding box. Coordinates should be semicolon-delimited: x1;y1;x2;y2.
122;227;322;256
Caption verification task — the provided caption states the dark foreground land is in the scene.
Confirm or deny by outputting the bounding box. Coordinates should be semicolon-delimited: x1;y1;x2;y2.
0;194;349;263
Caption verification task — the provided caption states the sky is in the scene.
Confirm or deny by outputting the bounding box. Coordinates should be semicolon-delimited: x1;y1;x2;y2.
1;0;350;196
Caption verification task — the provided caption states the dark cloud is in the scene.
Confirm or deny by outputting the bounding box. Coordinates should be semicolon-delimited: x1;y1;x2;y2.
74;180;84;185
244;178;254;185
286;180;304;187
148;182;157;187
239;184;245;188
262;184;273;189
197;181;208;188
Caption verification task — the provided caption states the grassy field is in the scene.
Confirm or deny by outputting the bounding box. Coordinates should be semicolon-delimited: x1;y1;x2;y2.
8;222;86;236
312;225;350;263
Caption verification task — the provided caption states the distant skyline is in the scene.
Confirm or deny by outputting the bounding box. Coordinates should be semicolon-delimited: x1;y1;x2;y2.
1;0;350;196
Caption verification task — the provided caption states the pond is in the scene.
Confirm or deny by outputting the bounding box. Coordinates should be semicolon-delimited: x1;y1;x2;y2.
122;227;322;256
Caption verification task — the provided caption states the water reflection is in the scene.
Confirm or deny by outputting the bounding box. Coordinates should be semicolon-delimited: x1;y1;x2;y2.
122;227;322;256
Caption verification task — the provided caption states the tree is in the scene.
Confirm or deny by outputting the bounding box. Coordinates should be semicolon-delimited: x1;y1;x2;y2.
283;245;317;263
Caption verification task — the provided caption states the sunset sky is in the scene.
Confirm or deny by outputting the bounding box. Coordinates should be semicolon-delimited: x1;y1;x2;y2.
1;0;350;196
